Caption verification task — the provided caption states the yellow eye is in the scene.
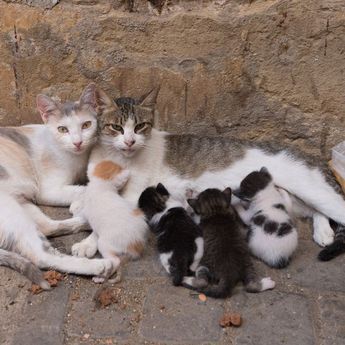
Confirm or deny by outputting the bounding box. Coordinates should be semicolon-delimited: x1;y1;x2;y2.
58;126;68;133
110;124;124;134
134;123;146;132
82;121;92;130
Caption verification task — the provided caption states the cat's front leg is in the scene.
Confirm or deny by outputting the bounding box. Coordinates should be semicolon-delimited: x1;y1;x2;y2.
313;213;334;247
37;185;86;207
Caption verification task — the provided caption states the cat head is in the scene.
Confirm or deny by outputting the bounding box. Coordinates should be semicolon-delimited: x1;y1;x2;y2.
187;187;232;217
98;87;160;158
36;83;110;155
233;167;273;201
138;182;170;220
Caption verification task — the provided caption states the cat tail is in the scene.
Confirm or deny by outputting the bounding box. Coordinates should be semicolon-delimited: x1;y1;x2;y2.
318;223;345;261
0;249;50;290
170;258;189;286
199;277;232;298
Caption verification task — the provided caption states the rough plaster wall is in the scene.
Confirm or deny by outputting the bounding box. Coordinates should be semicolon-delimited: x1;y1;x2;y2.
0;0;344;158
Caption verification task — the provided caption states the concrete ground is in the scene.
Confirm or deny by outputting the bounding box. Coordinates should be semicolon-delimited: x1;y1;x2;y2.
1;206;344;345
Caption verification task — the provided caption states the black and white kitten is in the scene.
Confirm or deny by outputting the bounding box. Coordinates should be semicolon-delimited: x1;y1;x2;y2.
234;167;298;269
138;183;203;286
185;188;275;299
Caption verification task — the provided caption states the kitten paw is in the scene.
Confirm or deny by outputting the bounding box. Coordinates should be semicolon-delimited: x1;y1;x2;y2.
260;277;276;291
72;240;97;258
69;199;84;217
93;258;120;282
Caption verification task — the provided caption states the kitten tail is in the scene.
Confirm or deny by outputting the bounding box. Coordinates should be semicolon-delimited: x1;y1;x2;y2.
0;249;50;290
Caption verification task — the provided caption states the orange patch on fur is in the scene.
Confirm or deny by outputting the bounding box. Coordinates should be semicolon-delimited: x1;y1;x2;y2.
132;208;144;217
93;160;123;180
127;241;145;259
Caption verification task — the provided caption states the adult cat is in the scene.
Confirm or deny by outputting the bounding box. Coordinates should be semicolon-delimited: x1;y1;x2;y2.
0;84;117;287
71;87;345;260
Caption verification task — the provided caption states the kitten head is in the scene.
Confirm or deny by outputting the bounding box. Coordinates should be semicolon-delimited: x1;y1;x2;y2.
99;87;160;158
138;182;170;220
187;187;233;218
36;83;111;155
233;167;273;201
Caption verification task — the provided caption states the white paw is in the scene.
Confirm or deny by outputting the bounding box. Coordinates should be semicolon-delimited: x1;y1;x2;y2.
93;258;119;281
261;277;276;291
313;226;334;247
92;276;105;284
69;199;84;217
114;169;131;190
71;240;97;258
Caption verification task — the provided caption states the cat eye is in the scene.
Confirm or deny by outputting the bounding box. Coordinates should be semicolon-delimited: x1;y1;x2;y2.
57;126;68;133
82;121;92;130
134;123;147;133
110;124;124;134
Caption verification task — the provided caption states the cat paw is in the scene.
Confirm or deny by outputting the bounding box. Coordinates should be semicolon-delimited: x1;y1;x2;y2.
114;169;131;190
260;277;276;291
93;258;120;282
313;226;334;247
69;199;84;217
72;240;97;258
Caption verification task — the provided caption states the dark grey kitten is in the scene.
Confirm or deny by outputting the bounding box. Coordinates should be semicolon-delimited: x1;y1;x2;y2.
184;188;275;298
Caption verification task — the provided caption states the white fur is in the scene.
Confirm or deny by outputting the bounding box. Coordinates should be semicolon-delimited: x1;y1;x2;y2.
260;277;276;291
190;237;204;272
160;251;173;274
74;164;148;271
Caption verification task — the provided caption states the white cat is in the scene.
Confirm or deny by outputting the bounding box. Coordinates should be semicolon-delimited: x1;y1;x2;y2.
71;88;345;261
0;84;117;287
72;160;148;282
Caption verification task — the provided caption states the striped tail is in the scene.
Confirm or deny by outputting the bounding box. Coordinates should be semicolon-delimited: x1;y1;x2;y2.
0;249;50;289
318;221;345;261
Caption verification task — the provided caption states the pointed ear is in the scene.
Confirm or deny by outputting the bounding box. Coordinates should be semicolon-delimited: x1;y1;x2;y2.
36;94;60;123
156;183;169;196
223;187;232;205
139;86;160;108
260;167;269;174
80;83;115;115
187;198;200;214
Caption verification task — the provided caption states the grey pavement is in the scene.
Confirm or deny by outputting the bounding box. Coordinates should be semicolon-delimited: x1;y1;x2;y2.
1;208;344;345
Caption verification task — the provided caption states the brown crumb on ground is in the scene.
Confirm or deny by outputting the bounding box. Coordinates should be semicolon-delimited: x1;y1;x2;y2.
93;287;120;308
44;270;63;287
219;313;242;328
30;284;43;295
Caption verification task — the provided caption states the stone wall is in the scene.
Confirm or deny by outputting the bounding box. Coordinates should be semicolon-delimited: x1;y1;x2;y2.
0;0;345;158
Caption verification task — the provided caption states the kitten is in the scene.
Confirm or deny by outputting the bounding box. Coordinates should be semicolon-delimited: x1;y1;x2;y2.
72;160;148;282
234;167;298;268
185;188;275;298
0;84;117;286
138;183;203;286
71;87;345;261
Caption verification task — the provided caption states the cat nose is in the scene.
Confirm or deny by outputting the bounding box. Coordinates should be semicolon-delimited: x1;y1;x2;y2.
125;139;135;147
73;141;83;149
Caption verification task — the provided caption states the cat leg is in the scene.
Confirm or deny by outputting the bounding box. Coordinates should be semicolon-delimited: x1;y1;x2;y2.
36;185;86;207
71;232;98;258
22;203;88;237
92;239;122;283
312;213;334;247
243;262;275;293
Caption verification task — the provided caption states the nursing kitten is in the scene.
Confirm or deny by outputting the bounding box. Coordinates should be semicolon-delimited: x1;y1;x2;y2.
234;167;298;268
71;87;345;261
184;188;275;298
138;183;203;286
72;160;148;282
0;84;117;286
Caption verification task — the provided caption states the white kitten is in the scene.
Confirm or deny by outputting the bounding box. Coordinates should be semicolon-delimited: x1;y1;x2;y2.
73;160;148;282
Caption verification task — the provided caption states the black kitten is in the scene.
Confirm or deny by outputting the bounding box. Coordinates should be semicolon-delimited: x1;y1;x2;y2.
138;183;204;286
185;187;275;298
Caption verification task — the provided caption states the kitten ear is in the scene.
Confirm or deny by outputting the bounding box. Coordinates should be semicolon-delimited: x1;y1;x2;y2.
139;86;160;108
260;167;269;174
232;189;245;200
187;198;200;214
156;183;169;196
223;187;232;205
36;94;60;123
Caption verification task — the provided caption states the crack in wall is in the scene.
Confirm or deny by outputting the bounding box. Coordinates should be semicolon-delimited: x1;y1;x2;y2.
12;25;21;110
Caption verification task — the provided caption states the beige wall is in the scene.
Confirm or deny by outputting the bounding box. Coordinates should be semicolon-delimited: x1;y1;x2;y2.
1;0;345;158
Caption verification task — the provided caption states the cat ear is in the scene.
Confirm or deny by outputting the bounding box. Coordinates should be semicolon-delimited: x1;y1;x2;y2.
187;198;200;214
80;83;115;115
260;167;269;174
232;189;245;200
139;86;160;108
223;187;232;205
36;94;60;123
156;183;169;196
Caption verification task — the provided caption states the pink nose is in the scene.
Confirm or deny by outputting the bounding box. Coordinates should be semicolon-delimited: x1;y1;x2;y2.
125;140;135;147
73;141;83;149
